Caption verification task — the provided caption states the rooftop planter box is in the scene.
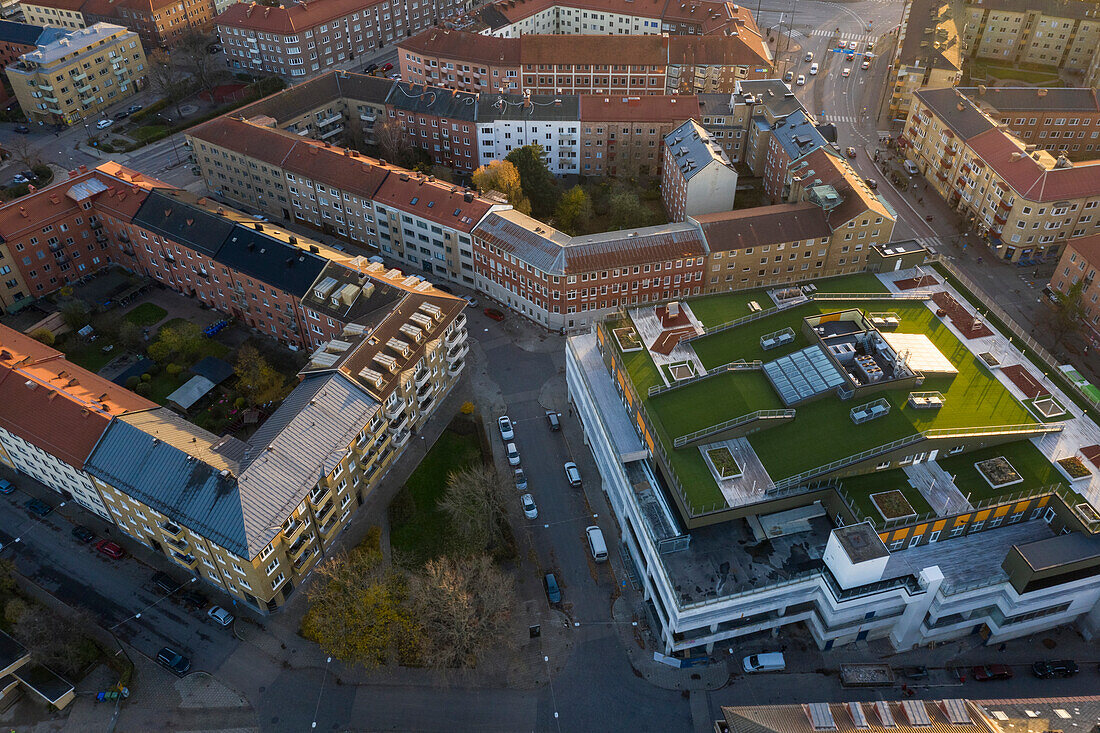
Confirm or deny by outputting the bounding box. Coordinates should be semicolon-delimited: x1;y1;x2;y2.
974;456;1023;489
870;490;917;522
705;446;742;480
1056;456;1092;484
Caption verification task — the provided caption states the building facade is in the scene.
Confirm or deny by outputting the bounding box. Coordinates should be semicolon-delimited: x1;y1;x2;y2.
887;0;962;122
902;87;1100;262
661;119;737;222
1049;232;1100;341
21;0;215;48
5;23;147;126
959;86;1100;162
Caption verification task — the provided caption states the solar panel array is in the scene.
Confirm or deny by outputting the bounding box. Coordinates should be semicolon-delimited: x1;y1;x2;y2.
763;345;846;405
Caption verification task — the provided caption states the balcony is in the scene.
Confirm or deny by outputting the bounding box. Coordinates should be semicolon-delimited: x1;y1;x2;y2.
444;328;465;348
360;112;376;122
171;551;197;569
383;401;405;420
316;114;342;127
160;520;183;538
308;486;331;507
163;534;188;552
315;500;335;524
43;94;57;103
287;531;312;559
388;414;410;436
36;82;52;91
283;518;306;544
318;517;340;538
417;383;434;404
292;549;317;572
70;72;87;81
75;84;91;94
391;430;410;448
319;125;344;139
447;341;468;364
413;367;431;389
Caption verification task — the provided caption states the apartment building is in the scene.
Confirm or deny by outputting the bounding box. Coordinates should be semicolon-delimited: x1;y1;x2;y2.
575;94;698;177
215;0;468;80
0;326;156;519
5;23;147;126
21;0;215;48
661;119;737;222
476;93;580;175
397;29;772;95
960;86;1100;161
466;0;761;39
757;110;830;201
963;0;1100;85
902;87;1100;262
1050;232;1100;340
388;82;480;173
0;20;61;67
887;0;962;122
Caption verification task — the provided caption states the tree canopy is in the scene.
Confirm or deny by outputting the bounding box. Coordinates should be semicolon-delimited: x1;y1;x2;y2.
148;322;205;364
472;160;530;214
505;145;557;217
554;185;593;235
438;464;511;553
234;344;288;407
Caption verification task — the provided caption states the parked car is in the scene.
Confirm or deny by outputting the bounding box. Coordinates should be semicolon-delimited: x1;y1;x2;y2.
544;573;562;604
971;664;1013;681
13;125;30;134
127;104;143;114
153;572;181;594
380;62;393;71
157;647;191;675
904;160;919;176
1032;660;1078;678
96;118;113;129
564;461;581;487
114;110;130;120
206;43;222;54
0;479;14;494
586;525;608;562
178;590;208;611
71;525;95;543
864;178;878;190
506;442;521;466
94;540;125;559
434;283;453;293
514;468;528;491
484;307;505;321
365;63;378;72
462;294;479;307
545;410;561;431
207;605;234;626
388;73;401;80
809;62;819;75
743;652;786;673
782;70;793;83
846;146;857;158
842;67;851;78
11;174;28;185
521;493;538;519
498;415;514;441
796;74;806;86
24;498;51;517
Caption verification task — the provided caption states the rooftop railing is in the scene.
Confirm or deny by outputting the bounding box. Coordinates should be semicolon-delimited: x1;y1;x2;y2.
647;358;762;398
673;409;795;448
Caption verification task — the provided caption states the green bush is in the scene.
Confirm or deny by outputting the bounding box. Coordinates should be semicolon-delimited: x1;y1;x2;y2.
388;487;417;527
146;363;161;376
125;376;140;389
131;98;170;123
134;382;151;396
140;373;151;382
165;363;182;376
234;397;247;409
29;328;54;345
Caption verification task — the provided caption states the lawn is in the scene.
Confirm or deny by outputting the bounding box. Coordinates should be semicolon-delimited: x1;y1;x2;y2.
934;441;1065;504
388;424;484;566
123;302;167;327
649;370;782;441
55;334;118;373
838;471;934;520
968;60;1063;85
687;289;771;328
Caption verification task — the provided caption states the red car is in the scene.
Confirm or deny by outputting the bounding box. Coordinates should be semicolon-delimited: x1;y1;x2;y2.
94;539;126;559
971;664;1013;681
484;307;505;321
380;62;393;72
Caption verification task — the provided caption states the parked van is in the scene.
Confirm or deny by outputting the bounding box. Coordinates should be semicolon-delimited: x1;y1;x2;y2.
904;160;919;176
743;652;786;673
585;525;608;562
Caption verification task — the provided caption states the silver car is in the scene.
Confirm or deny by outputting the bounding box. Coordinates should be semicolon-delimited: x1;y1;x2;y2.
514;468;528;491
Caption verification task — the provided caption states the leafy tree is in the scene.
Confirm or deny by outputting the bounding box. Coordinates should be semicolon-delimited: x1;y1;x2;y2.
408;554;515;669
505;145;557;216
1051;278;1087;344
438;464;510;553
301;543;418;667
234;344;288;406
29;328;54;345
609;186;653;230
175;31;228;93
148;321;204;364
471;160;530;215
59;300;90;330
554;185;593;235
117;320;144;353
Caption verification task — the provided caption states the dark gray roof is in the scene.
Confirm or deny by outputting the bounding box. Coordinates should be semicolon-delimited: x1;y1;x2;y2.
217;225;328;298
833;523;889;564
191;356;234;385
1013;531;1100;572
734;80;804;119
0;20;46;46
475;4;511;30
234;71;394;124
387;82;479;121
300;260;404;325
132;189;235;257
0;631;27;671
771;110;828;161
476;93;579;122
914;88;997;141
664;119;733;180
959;86;1100;113
474;211;568;274
13;664;73;705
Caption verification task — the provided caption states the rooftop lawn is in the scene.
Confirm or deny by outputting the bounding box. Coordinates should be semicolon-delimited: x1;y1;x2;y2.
835;471;935;521
935;440;1066;504
687;288;771;328
612;273;1040;514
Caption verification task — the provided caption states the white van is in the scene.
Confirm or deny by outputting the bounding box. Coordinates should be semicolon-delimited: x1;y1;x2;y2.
904;160;920;176
586;525;608;562
743;652;786;673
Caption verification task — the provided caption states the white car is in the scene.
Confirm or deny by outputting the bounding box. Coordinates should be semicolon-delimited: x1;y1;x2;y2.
96;119;113;129
514;467;528;491
842;67;851;78
796;74;806;86
564;461;581;487
809;62;819;75
804;51;814;62
207;606;234;626
498;415;514;441
521;493;538;519
861;59;870;70
506;442;521;466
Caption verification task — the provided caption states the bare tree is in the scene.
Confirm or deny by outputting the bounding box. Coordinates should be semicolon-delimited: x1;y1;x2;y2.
145;49;191;121
408;554;515;669
175;30;228;93
7;138;43;169
374;118;411;164
438;464;511;553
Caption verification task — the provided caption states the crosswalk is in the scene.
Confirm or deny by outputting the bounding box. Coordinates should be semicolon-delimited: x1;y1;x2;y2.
914;236;941;253
828;115;860;125
808;30;877;44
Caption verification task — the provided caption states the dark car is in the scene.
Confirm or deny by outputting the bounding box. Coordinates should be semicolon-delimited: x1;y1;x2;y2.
71;525;95;543
365;63;378;72
13;125;29;134
94;539;125;559
178;590;208;611
24;498;51;517
484;307;505;321
1032;660;1079;679
153;572;181;594
544;573;562;604
157;647;191;675
864;178;878;190
128;104;143;113
971;664;1013;681
114;110;130;120
0;478;14;494
545;410;561;431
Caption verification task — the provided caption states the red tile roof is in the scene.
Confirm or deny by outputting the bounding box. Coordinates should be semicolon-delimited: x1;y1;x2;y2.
692;202;831;251
215;0;374;34
372;172;496;233
667;33;769;68
579;94;700;123
967;127;1100;202
0;325;155;469
399;28;520;65
520;33;667;65
1066;233;1100;270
